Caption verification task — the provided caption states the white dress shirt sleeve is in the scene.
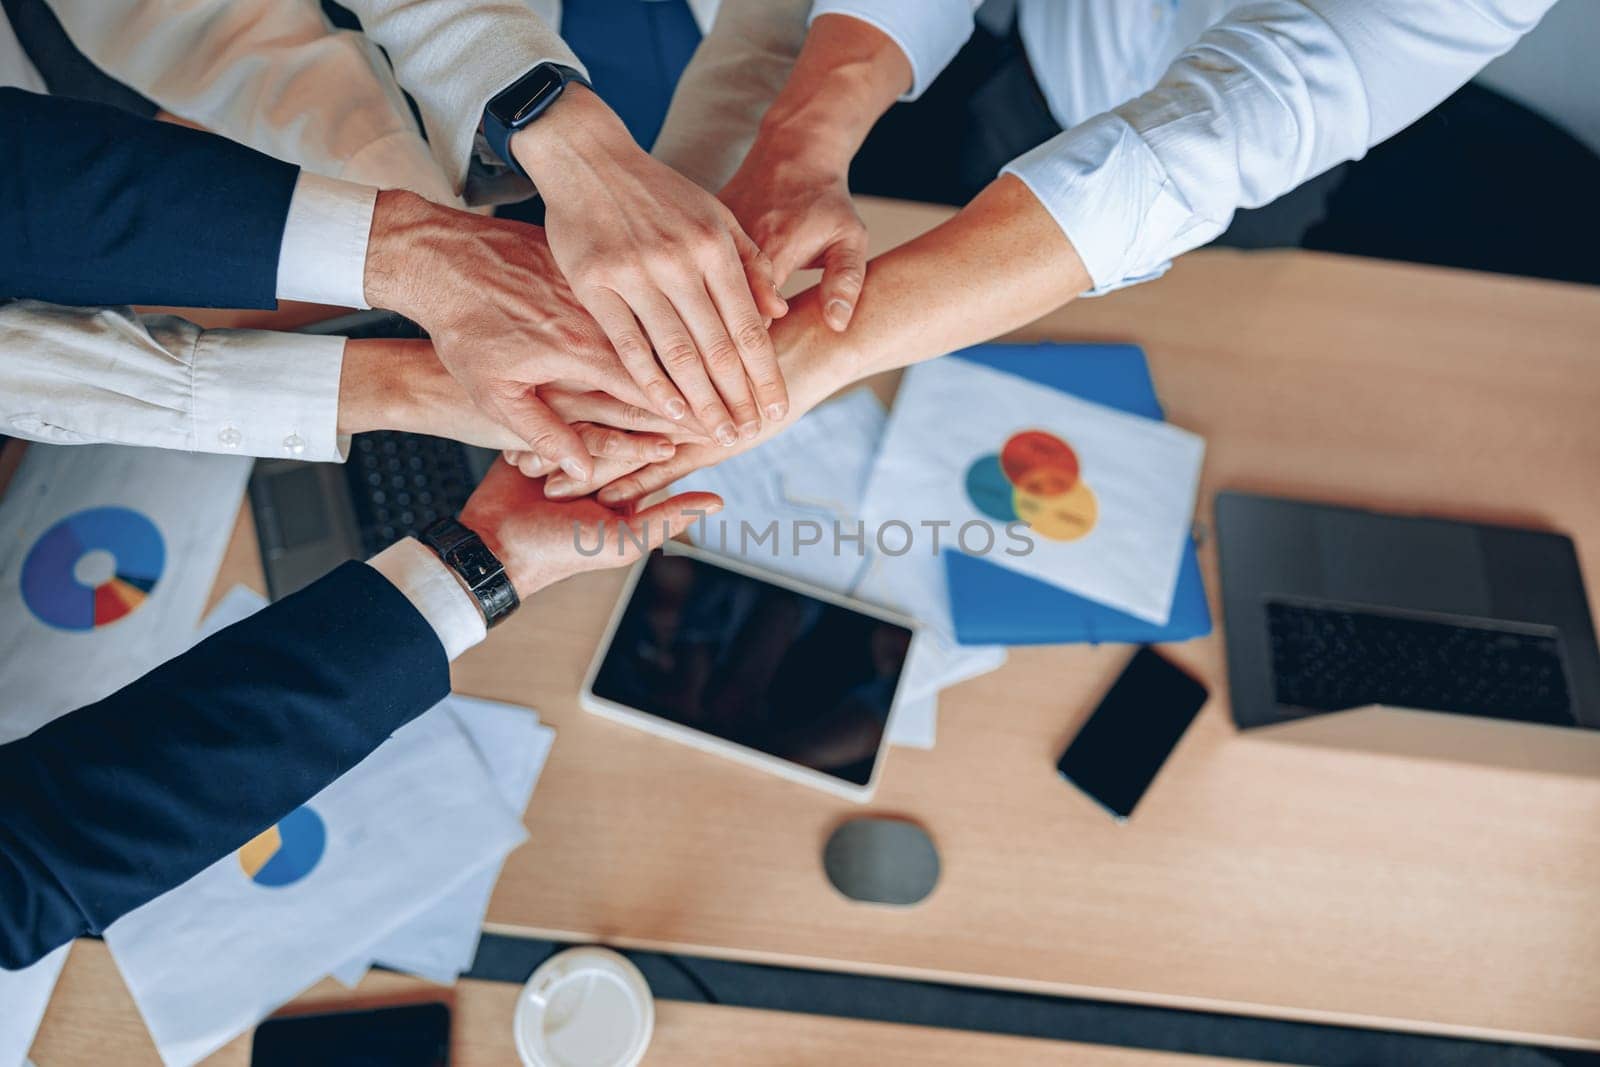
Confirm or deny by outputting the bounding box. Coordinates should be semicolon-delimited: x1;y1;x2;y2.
366;538;487;661
275;172;377;309
808;0;981;100
334;0;587;196
1002;0;1557;295
0;300;348;461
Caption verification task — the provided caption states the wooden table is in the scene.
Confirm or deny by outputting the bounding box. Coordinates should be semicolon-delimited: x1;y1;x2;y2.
30;200;1600;1058
32;941;1269;1066
447;204;1600;1049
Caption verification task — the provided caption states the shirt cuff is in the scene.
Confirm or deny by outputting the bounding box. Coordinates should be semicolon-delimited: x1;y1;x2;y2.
275;171;377;308
366;538;487;661
189;329;350;462
1001;113;1186;296
808;0;974;101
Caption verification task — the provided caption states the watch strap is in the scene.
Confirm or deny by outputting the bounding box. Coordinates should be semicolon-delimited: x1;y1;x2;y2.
420;517;520;629
482;63;590;179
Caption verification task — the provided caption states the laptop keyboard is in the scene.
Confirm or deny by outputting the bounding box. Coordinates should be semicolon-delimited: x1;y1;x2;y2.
343;432;477;557
1267;601;1575;726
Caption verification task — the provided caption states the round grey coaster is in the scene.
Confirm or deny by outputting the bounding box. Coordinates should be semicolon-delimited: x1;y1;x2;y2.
822;817;941;906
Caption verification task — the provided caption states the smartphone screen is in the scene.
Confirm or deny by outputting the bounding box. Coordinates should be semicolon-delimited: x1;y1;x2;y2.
1057;648;1208;820
251;1002;450;1067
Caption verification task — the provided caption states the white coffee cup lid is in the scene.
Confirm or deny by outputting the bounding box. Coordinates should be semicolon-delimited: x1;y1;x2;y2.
514;946;655;1067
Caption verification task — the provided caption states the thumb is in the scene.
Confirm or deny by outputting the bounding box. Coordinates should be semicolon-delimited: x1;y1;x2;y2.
490;387;591;481
615;492;724;557
819;228;868;332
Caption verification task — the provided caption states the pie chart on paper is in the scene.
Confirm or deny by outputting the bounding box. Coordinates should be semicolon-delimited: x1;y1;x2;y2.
19;507;166;631
238;805;327;888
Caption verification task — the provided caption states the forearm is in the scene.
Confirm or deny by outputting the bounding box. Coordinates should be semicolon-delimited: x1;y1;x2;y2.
0;88;296;309
751;14;911;175
43;0;455;204
0;300;347;459
0;562;449;968
336;336;524;450
814;176;1091;381
334;0;582;194
651;0;811;191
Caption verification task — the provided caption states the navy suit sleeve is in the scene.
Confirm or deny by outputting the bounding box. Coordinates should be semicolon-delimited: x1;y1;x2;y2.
0;87;301;309
0;562;451;970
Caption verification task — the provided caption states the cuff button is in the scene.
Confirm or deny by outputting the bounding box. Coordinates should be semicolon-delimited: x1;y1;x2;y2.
283;433;306;457
217;426;243;449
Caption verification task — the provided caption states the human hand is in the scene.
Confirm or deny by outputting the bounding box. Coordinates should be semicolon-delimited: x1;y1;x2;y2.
337;337;685;463
719;136;866;332
458;454;722;597
511;85;791;445
362;190;672;480
526;286;866;502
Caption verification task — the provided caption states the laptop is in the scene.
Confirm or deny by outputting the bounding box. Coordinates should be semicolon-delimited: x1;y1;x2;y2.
248;311;497;599
1215;492;1600;732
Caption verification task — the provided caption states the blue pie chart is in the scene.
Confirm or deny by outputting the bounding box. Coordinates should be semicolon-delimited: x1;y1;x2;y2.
20;507;165;631
238;805;327;888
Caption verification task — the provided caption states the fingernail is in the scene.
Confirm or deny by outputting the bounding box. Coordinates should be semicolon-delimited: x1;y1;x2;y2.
772;286;789;312
665;398;687;420
739;420;760;441
653;441;676;460
546;478;573;497
715;423;738;447
560;457;589;480
826;299;851;329
766;402;788;421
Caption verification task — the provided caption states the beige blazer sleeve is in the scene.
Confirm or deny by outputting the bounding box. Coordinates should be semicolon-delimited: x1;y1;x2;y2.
334;0;585;195
651;0;811;191
42;0;457;204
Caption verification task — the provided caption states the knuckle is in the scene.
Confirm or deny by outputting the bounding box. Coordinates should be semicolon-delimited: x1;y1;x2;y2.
703;338;741;371
612;332;653;363
572;263;610;291
733;321;771;354
659;341;701;372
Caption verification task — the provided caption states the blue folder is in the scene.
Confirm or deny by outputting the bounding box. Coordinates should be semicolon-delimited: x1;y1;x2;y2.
944;343;1212;646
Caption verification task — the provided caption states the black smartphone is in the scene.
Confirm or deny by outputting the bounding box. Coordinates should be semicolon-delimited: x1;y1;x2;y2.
1057;647;1208;820
251;1002;450;1066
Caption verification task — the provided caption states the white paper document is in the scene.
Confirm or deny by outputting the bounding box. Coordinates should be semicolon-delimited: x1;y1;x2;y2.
0;943;70;1067
0;445;250;743
864;359;1205;625
104;677;528;1065
335;695;555;985
678;387;884;594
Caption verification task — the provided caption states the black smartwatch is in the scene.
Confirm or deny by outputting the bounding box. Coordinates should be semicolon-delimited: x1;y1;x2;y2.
420;517;520;629
481;62;590;178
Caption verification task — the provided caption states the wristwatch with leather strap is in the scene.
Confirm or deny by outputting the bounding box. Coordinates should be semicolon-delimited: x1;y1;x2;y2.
419;516;520;628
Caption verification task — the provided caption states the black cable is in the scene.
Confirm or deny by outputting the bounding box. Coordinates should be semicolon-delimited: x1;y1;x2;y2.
659;954;718;1004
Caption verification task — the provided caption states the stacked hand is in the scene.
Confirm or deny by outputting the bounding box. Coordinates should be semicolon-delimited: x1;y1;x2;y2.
362;192;693;479
719;132;867;333
507;287;862;504
513;86;791;444
457;452;722;598
336;336;687;466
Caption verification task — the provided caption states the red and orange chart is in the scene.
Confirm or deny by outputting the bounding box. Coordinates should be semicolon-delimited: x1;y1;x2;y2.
964;429;1098;541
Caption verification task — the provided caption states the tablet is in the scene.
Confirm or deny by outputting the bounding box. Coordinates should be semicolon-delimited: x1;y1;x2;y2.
581;544;918;801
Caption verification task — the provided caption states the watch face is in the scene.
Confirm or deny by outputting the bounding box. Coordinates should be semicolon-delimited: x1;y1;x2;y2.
488;65;564;128
446;539;504;589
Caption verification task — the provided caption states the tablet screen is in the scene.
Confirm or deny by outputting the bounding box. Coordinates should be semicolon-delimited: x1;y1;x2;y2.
590;551;913;786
